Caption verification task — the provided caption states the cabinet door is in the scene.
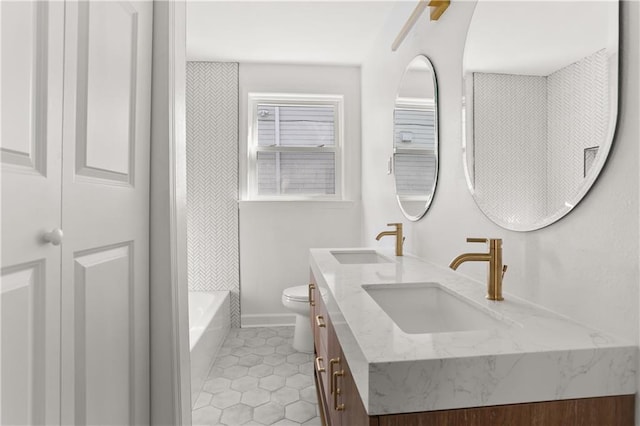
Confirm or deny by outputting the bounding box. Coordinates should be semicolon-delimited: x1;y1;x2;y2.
59;2;152;425
339;353;377;426
0;2;65;424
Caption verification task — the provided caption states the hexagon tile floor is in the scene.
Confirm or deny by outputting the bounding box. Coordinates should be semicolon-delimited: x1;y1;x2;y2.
192;326;322;426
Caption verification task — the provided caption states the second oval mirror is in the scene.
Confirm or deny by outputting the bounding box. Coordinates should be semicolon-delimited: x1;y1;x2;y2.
462;1;618;231
393;55;439;221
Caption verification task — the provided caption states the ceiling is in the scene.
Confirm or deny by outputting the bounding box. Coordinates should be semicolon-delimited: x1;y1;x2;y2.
186;1;399;65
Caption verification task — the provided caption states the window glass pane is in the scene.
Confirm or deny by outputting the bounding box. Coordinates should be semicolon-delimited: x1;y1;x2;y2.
394;154;436;195
257;151;335;195
280;152;335;194
257;104;335;147
256;106;276;146
256;152;277;194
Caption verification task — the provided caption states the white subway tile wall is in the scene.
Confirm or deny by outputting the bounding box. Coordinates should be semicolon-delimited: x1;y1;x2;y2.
186;62;241;327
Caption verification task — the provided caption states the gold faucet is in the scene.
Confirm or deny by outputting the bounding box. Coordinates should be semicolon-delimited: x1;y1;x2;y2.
375;223;405;256
449;238;508;301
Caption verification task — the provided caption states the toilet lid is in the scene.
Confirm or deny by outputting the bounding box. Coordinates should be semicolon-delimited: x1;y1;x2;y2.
283;285;309;302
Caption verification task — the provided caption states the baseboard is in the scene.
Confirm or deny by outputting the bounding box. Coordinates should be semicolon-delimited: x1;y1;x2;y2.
241;313;296;328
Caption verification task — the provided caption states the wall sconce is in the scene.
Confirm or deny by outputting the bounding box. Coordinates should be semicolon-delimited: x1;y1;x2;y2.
392;0;450;52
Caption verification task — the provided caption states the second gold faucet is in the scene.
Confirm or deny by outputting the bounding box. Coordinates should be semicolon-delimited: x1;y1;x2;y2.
450;238;507;301
375;223;404;256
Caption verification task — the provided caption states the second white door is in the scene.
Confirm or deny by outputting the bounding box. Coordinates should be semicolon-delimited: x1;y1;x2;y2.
59;2;152;425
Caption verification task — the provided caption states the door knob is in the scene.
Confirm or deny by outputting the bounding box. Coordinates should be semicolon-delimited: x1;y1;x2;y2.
43;228;63;246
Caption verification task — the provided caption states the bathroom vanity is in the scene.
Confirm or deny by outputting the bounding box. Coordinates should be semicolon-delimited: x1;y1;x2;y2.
309;249;636;425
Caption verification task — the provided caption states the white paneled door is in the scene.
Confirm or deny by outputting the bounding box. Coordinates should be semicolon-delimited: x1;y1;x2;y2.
59;2;152;425
1;1;152;425
1;2;65;424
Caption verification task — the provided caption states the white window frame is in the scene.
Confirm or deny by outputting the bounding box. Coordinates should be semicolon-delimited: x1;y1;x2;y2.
247;93;344;200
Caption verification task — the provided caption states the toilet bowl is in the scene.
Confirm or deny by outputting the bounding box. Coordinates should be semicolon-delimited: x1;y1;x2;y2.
282;285;321;353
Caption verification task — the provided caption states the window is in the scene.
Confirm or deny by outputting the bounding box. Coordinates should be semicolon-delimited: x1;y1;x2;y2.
248;94;343;199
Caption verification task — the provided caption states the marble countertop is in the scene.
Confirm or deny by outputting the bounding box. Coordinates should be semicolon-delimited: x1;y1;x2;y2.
309;248;637;415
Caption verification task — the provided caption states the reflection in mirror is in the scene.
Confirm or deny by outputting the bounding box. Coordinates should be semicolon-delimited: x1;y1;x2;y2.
394;55;438;221
463;1;618;231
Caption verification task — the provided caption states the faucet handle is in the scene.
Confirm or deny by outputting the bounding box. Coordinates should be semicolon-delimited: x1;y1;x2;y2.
466;237;488;244
387;223;402;228
502;265;508;278
467;238;503;249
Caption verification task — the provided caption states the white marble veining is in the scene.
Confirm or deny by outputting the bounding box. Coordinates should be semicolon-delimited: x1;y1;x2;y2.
310;248;637;415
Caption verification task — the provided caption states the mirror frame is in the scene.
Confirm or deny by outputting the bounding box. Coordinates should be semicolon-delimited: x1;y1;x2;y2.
393;54;439;222
461;2;619;232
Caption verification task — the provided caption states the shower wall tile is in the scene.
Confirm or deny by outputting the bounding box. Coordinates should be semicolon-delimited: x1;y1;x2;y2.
472;49;609;225
547;49;609;209
473;73;548;224
186;62;240;327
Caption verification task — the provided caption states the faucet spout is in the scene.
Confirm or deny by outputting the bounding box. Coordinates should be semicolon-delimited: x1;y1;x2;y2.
449;253;491;270
375;231;396;241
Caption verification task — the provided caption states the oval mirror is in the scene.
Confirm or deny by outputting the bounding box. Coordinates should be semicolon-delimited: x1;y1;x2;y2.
393;55;439;221
462;2;618;231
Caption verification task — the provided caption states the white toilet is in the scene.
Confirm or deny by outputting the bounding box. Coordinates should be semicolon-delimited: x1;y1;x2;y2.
282;285;321;353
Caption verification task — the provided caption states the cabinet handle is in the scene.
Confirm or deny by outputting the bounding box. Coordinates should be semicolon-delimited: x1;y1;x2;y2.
333;370;345;411
308;283;315;306
315;315;326;328
315;356;326;373
329;358;340;394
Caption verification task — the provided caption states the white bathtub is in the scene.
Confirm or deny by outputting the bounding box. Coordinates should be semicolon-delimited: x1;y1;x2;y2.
188;291;230;407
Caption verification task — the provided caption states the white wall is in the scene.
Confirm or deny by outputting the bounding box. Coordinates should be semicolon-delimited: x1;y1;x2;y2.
239;64;362;325
362;0;638;347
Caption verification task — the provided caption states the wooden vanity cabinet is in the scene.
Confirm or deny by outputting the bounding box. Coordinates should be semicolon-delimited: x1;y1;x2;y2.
309;272;634;426
310;275;376;426
376;396;635;426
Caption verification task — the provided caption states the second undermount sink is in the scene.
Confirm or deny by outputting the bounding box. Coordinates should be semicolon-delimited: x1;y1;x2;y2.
362;282;509;334
331;250;393;265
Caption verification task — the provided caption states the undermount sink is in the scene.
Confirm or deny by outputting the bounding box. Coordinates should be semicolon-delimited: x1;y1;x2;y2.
362;282;509;334
331;250;392;265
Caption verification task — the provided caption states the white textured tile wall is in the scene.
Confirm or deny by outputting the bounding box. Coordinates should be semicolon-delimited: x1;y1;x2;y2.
186;62;240;327
547;49;609;209
472;49;610;225
473;73;548;225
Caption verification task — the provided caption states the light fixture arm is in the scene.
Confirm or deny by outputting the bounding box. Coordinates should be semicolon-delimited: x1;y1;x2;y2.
391;0;450;52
